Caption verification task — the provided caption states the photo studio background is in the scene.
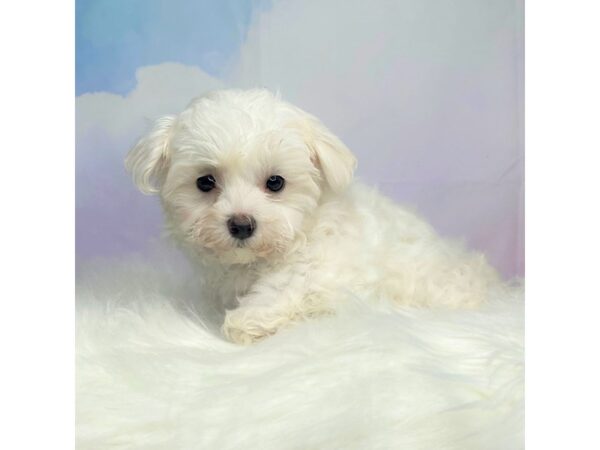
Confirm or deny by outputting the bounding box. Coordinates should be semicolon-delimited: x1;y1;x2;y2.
76;0;523;278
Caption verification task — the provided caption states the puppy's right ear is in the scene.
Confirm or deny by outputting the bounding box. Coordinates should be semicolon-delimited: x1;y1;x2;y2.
125;115;176;194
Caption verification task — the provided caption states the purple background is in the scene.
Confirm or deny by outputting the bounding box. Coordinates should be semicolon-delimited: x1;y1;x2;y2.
77;0;523;278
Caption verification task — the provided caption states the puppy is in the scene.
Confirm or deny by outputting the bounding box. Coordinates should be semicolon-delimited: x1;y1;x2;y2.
126;89;500;344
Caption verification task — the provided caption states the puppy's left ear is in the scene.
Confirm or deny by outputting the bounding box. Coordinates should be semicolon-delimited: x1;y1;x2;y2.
304;117;357;193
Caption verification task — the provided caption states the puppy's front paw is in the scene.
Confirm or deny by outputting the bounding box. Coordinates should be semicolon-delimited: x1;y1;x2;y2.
222;307;282;345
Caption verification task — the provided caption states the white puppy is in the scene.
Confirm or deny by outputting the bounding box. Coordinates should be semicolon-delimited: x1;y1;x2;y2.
126;89;500;344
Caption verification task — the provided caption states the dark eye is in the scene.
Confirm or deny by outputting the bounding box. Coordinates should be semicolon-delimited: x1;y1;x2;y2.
196;174;216;192
266;175;285;192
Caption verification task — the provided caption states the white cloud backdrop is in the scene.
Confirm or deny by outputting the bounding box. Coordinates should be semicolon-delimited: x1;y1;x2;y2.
77;0;523;277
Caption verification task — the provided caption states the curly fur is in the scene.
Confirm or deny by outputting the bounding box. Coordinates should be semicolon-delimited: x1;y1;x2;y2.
126;89;502;344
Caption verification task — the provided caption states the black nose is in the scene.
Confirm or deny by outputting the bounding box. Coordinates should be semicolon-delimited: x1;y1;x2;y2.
227;215;256;240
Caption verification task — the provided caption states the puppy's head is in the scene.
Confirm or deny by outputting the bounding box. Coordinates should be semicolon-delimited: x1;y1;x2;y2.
126;89;356;265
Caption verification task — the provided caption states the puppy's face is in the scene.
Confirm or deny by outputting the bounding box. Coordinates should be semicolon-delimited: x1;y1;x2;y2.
126;89;356;265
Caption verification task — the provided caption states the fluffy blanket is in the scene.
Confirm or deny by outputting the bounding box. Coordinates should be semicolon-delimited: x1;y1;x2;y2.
76;257;523;450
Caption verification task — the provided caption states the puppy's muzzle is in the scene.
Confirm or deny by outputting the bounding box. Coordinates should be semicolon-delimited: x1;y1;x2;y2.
227;215;256;240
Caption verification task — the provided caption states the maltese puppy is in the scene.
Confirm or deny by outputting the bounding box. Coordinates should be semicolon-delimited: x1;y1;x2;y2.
126;89;500;344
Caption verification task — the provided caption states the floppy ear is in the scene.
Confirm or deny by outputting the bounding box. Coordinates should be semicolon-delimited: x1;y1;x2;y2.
125;115;176;194
303;117;357;193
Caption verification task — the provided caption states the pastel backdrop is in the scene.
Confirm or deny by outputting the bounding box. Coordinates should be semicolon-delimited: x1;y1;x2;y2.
76;0;524;278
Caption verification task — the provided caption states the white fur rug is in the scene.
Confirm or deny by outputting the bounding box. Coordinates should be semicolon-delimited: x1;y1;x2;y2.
76;256;523;450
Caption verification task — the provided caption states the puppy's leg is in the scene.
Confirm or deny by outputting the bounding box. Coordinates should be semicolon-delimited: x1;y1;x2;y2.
222;303;292;345
222;265;333;344
383;240;501;309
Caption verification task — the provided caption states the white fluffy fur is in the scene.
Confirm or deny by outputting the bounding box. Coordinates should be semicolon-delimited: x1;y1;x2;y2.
76;259;523;449
125;89;502;344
